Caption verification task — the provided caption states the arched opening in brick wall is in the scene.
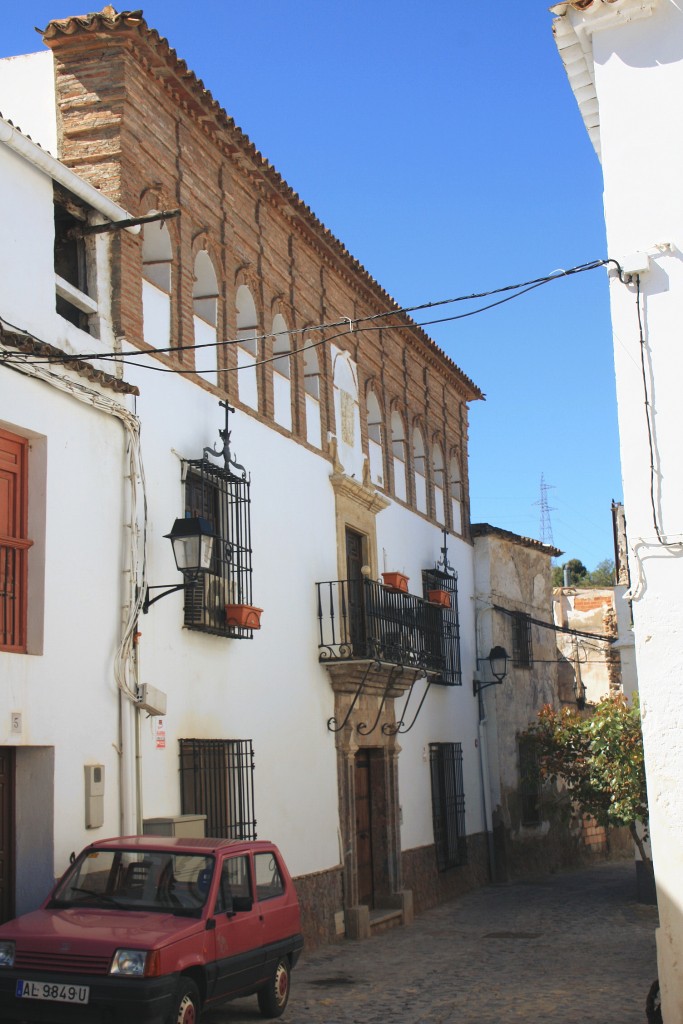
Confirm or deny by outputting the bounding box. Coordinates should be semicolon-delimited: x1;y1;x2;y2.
432;442;445;525
272;313;292;431
303;340;321;448
236;285;259;410
449;453;463;535
413;426;427;514
391;411;407;503
142;217;172;349
366;390;384;488
193;250;218;386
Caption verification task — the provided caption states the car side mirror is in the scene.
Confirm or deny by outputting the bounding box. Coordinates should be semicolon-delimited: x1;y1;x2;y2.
229;895;253;915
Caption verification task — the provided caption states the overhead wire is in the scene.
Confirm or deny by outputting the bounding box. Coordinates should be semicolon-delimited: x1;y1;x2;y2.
0;258;615;375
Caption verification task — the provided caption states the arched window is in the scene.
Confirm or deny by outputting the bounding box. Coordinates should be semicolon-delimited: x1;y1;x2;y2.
433;443;445;524
450;454;463;534
236;285;258;410
193;251;218;386
391;411;407;503
303;340;321;448
272;313;291;431
366;391;384;487
142;217;172;348
413;427;427;514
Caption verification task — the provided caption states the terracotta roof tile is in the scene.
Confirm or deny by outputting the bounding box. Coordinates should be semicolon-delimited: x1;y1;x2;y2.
41;6;483;402
471;522;563;558
0;324;139;395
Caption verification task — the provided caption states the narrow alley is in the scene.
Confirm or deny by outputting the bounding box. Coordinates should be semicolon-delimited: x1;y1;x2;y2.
206;860;658;1024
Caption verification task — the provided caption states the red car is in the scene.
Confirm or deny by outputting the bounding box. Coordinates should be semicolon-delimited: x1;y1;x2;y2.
0;835;303;1023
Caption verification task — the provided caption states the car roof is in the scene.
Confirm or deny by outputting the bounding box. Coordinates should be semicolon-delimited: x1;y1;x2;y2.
85;836;276;856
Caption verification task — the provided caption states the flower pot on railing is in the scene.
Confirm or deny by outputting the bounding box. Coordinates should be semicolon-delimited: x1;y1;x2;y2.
381;572;409;593
427;589;451;608
225;603;263;629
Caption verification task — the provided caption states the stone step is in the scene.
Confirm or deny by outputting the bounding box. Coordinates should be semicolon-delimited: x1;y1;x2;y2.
369;908;403;936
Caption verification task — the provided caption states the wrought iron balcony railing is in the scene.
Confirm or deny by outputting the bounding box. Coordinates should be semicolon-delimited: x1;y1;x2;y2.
316;578;446;675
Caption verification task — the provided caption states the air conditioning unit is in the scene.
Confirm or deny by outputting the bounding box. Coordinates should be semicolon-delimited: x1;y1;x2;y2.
185;574;239;629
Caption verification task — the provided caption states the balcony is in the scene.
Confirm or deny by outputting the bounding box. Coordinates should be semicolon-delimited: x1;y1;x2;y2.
316;578;446;677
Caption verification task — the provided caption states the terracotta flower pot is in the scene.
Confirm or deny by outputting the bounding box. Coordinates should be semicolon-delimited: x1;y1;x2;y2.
427;589;451;608
225;603;263;629
381;572;409;593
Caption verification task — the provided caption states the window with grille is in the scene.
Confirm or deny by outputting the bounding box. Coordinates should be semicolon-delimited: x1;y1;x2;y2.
512;611;533;668
179;739;256;840
429;742;467;870
183;456;254;637
518;736;542;826
421;570;462;685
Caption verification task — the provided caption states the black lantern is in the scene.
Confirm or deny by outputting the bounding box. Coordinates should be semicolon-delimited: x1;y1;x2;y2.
473;645;510;695
165;517;215;576
142;517;215;614
488;645;508;682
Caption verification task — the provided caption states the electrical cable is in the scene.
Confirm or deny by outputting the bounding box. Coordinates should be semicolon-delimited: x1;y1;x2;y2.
0;258;615;375
635;275;665;545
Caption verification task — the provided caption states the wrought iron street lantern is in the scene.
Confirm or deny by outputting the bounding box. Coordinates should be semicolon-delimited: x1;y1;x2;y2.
165;516;215;576
473;645;510;695
142;516;215;614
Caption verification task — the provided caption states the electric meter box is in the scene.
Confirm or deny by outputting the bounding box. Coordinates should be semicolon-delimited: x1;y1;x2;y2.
84;764;105;829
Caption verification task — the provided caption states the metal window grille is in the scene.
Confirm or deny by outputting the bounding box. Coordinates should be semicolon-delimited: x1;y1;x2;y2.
0;543;27;652
179;739;256;840
183;457;254;637
518;736;543;826
512;612;533;668
421;570;462;685
429;742;467;870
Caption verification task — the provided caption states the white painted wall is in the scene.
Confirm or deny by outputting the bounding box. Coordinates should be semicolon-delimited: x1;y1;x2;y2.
374;501;479;844
0;52;57;154
552;2;683;1016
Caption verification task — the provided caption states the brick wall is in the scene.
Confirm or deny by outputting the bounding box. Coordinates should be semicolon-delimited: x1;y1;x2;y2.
44;10;479;537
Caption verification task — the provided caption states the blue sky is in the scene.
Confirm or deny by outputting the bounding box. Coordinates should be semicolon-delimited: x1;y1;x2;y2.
3;3;621;570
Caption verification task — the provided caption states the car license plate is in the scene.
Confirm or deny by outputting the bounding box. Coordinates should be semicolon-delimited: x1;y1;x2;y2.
16;980;89;1004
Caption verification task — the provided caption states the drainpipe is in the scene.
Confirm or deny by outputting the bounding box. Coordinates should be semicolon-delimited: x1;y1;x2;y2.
476;694;497;882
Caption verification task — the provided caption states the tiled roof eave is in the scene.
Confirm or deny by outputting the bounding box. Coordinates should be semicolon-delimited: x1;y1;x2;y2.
551;0;659;162
41;8;483;403
471;522;563;558
0;325;139;396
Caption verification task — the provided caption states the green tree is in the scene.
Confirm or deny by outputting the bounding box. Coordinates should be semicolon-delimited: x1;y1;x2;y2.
552;558;588;587
552;557;616;588
586;558;615;587
524;693;649;864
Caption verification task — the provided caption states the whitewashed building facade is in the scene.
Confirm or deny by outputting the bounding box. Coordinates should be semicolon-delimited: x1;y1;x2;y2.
552;0;683;1015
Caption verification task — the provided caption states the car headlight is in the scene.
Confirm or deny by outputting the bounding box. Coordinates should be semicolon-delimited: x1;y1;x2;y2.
110;948;149;977
0;942;15;968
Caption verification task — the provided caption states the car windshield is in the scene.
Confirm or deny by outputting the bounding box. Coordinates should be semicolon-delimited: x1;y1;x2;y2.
49;849;215;915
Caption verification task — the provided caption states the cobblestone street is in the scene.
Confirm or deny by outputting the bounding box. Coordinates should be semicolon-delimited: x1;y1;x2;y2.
204;860;658;1024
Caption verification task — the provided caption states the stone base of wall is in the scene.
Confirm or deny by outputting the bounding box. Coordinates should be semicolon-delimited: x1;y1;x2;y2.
292;865;344;951
295;826;634;951
401;834;490;916
492;820;633;883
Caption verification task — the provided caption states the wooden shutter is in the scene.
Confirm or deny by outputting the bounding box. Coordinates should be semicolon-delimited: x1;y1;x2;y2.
0;430;31;652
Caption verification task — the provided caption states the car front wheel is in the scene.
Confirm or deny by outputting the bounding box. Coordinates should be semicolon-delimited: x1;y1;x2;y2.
257;957;290;1018
170;978;201;1024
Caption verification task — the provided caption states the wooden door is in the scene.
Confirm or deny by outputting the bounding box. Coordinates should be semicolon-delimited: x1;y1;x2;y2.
345;529;366;656
0;748;15;922
354;750;374;908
